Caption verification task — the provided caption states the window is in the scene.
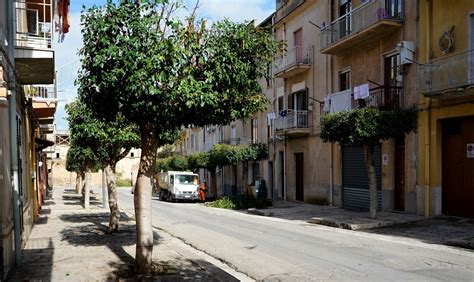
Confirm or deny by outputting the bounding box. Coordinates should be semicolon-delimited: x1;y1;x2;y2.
130;152;134;158
56;153;60;159
292;89;308;111
268;118;274;140
251;118;258;144
278;96;285;113
339;0;352;37
384;53;400;88
231;126;237;145
339;69;351;91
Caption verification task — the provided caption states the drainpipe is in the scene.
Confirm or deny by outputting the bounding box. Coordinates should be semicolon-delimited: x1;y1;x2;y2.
7;0;22;265
424;0;433;218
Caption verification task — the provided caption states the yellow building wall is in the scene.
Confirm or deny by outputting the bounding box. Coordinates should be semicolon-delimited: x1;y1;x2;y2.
417;0;474;216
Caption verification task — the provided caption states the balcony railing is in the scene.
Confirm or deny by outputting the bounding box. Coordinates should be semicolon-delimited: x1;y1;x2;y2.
219;138;250;146
275;109;309;131
275;0;306;24
14;0;53;49
351;86;401;110
320;0;403;51
26;85;56;99
322;86;401;116
274;46;312;77
418;49;474;96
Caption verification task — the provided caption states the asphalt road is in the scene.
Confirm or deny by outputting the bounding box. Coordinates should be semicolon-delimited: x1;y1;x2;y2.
117;189;474;281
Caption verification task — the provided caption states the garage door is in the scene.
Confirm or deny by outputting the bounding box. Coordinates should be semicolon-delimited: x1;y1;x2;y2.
342;146;382;211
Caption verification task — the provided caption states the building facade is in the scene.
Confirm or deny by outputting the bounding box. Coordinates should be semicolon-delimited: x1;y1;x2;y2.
1;0;67;278
417;0;474;218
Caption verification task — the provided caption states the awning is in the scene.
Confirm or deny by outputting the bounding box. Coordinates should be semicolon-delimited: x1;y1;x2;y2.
35;137;54;151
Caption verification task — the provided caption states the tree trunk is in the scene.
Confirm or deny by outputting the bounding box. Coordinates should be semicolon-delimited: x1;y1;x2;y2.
84;170;90;209
75;172;82;194
363;144;378;219
134;125;158;273
106;164;120;233
209;170;217;198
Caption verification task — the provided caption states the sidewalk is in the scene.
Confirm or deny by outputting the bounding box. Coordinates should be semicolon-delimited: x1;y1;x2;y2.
246;201;474;250
11;187;248;281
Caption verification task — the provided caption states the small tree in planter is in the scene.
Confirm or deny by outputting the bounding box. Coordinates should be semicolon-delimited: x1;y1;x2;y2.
320;107;417;218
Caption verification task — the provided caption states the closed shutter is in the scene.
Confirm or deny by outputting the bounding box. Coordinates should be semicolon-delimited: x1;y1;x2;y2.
342;145;382;211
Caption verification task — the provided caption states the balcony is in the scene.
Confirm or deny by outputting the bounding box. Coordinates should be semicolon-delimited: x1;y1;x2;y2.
418;50;474;98
351;86;401;110
29;85;57;127
320;0;403;55
219;138;250;146
274;46;312;78
14;0;55;84
274;109;310;136
322;86;401;115
275;0;306;24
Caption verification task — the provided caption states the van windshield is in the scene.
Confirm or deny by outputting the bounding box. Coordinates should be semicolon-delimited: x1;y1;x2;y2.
175;175;198;185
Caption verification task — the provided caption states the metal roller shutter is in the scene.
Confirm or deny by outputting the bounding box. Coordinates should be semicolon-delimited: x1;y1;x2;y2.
342;145;382;211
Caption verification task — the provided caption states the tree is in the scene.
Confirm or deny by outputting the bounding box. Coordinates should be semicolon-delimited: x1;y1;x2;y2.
65;142;99;209
78;1;282;272
320;107;418;218
66;101;140;233
187;143;268;197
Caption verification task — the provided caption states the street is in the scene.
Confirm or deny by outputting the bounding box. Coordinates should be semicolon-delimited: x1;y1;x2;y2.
117;189;474;281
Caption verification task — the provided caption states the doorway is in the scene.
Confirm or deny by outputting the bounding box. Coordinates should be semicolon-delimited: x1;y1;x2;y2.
442;117;474;218
295;153;304;201
294;28;303;63
394;137;405;211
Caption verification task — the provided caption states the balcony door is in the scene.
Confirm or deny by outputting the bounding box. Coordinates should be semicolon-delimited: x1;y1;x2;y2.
291;89;308;128
294;28;303;63
339;0;351;38
384;53;400;108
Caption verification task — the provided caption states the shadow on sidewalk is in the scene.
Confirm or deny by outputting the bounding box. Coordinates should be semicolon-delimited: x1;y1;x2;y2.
62;193;102;207
362;216;474;249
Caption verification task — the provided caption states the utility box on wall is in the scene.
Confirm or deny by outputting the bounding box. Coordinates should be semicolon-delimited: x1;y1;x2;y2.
397;41;415;65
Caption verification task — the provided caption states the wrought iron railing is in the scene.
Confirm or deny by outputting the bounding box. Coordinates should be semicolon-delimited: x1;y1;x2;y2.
418;49;474;95
275;0;306;24
322;86;401;116
320;0;404;50
13;0;53;49
26;84;56;99
351;86;401;109
274;109;309;131
219;138;250;146
274;46;312;75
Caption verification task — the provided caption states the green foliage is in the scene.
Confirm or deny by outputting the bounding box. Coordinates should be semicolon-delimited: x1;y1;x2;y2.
155;155;189;172
320;107;418;146
116;178;132;187
205;195;257;210
65;101;140;170
186;143;268;171
205;195;272;210
65;143;99;173
78;1;283;138
157;144;176;159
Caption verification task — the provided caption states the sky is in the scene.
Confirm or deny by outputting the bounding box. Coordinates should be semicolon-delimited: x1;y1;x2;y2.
53;0;276;130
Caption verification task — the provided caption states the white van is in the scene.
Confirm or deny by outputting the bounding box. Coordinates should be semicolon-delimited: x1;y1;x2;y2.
155;171;199;201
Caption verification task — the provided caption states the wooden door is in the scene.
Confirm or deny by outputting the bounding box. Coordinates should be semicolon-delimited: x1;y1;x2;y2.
442;117;474;218
294;28;303;63
394;137;405;211
295;153;304;201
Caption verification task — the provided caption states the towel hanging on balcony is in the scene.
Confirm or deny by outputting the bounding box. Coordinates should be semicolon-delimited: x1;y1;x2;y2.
330;90;351;113
354;83;369;100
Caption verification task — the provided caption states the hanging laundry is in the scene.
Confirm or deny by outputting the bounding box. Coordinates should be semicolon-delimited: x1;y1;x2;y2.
267;112;276;124
354;83;370;100
330;89;352;113
323;95;331;113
